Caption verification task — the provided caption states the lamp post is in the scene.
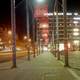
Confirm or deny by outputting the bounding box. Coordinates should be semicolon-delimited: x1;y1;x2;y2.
32;9;36;58
26;0;31;60
55;0;60;60
27;38;31;60
11;0;17;68
26;0;30;39
62;0;69;67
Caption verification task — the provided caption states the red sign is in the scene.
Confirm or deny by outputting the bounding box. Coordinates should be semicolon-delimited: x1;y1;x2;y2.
34;5;48;18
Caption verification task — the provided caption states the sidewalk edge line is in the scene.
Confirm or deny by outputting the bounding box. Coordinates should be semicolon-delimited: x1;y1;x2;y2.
59;60;80;80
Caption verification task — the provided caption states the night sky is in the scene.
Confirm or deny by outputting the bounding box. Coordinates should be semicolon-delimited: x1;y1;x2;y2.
0;0;80;39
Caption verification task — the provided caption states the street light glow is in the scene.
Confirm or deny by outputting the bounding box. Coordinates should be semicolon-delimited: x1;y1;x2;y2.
28;38;31;42
24;36;27;40
36;0;45;3
8;30;12;35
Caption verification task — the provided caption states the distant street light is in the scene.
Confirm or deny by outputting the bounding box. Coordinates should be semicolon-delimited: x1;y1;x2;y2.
24;36;27;40
28;38;31;42
8;30;12;35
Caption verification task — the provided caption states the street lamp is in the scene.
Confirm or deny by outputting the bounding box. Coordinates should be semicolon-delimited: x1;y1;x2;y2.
8;30;12;35
24;36;27;40
28;38;31;42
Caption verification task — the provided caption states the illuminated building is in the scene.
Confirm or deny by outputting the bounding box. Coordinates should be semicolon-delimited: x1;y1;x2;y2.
42;12;80;50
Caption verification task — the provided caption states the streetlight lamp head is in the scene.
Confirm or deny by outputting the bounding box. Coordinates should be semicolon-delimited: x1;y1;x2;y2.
36;0;45;3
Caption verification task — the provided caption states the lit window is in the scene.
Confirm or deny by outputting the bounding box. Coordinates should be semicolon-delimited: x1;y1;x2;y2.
73;28;79;32
73;32;79;36
59;43;64;51
73;40;79;45
73;21;78;24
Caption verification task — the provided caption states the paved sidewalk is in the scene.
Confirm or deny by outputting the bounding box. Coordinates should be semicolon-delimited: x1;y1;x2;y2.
0;52;77;80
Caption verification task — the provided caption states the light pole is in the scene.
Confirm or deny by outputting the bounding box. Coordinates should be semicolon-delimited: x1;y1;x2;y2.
53;0;57;57
55;0;60;60
26;0;31;60
27;38;31;60
11;0;17;68
32;7;36;57
62;0;69;67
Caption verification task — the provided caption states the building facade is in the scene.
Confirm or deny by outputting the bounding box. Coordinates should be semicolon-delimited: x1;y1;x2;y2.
48;12;80;50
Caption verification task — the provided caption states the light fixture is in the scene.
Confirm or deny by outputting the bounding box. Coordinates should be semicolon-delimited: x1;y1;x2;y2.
36;0;45;4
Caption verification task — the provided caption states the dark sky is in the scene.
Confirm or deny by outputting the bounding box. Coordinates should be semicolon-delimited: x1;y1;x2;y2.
0;0;80;39
0;0;80;23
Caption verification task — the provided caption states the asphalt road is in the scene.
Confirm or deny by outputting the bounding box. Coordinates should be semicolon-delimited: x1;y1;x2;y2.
0;50;29;62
